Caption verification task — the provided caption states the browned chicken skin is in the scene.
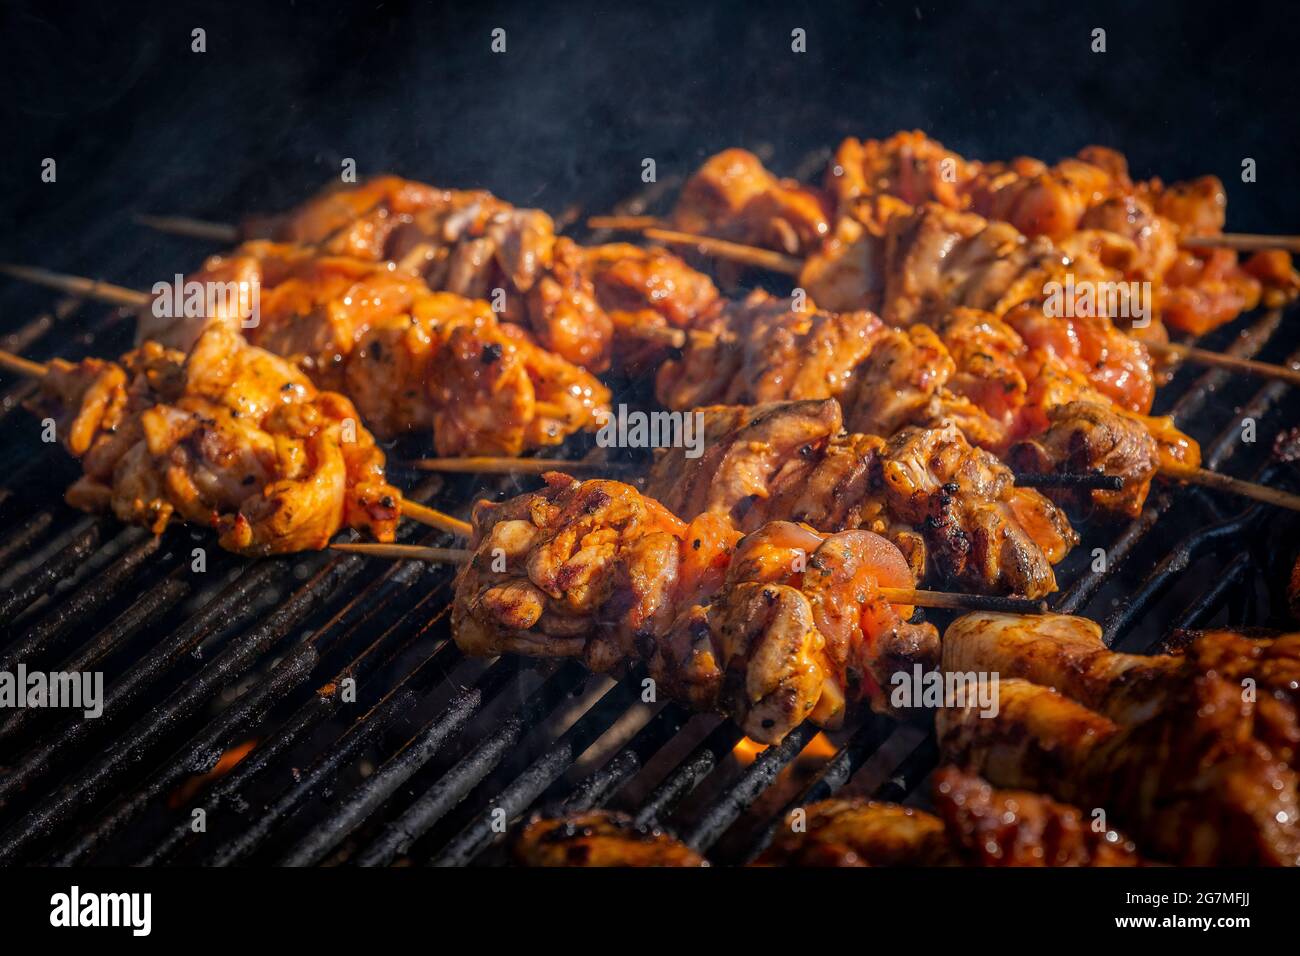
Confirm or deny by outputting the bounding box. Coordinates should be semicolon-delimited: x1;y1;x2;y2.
452;474;938;743
35;325;401;555
139;242;609;457
938;613;1300;865
647;400;1076;598
242;175;722;372
655;292;1197;518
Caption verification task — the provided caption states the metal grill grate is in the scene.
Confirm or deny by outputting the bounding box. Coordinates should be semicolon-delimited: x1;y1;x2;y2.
1;148;1297;867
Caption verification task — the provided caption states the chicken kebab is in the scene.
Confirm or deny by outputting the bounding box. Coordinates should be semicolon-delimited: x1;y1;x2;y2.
141;241;610;457
657;291;1197;518
671;132;1299;336
453;471;940;744
644;399;1077;599
939;611;1300;865
235;175;723;373
238;177;1238;525
512;766;1140;867
23;323;402;556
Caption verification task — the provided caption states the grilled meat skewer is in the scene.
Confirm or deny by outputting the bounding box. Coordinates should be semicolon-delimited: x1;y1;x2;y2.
140;242;610;457
239;176;723;373
453;472;940;743
938;612;1300;865
674;134;1299;335
647;399;1077;598
657;292;1199;517
29;324;402;555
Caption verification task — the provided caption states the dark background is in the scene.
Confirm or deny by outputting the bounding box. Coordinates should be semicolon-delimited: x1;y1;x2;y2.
1;0;1298;300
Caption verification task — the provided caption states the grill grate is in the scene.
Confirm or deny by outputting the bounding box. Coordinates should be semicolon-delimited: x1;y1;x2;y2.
1;149;1298;867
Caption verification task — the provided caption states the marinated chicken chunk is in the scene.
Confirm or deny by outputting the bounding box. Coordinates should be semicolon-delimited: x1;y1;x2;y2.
647;400;1076;598
35;325;401;555
139;242;609;456
512;812;707;867
932;767;1140;867
673;148;832;256
757;800;952;867
940;673;1300;865
453;474;937;743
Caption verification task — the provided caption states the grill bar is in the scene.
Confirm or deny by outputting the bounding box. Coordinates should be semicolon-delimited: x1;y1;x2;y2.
278;657;524;866
0;147;1296;868
432;676;643;866
353;661;589;866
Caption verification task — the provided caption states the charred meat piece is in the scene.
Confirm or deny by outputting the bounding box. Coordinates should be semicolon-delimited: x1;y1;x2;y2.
35;325;401;556
932;767;1140;867
140;242;609;457
939;674;1300;866
756;800;952;867
453;474;937;743
655;290;885;410
512;812;706;867
647;400;1076;598
943;611;1181;726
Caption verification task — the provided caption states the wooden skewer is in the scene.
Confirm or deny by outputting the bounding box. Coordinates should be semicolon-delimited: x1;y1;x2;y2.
593;214;1300;257
404;456;639;475
0;263;151;308
1164;465;1300;512
397;500;473;537
134;214;240;244
1146;340;1300;387
331;542;474;563
0;349;49;379
1180;233;1300;254
641;227;802;275
325;541;1049;612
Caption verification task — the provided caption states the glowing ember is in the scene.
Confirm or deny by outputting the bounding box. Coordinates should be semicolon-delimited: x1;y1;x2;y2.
167;738;259;808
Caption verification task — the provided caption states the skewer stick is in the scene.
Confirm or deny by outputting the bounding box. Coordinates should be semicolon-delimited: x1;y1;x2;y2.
0;349;48;379
0;263;150;308
404;456;639;475
1146;340;1300;387
1163;466;1300;512
326;542;1049;612
331;542;473;563
641;227;802;275
594;214;1300;257
1180;233;1300;254
133;214;240;244
396;500;473;537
